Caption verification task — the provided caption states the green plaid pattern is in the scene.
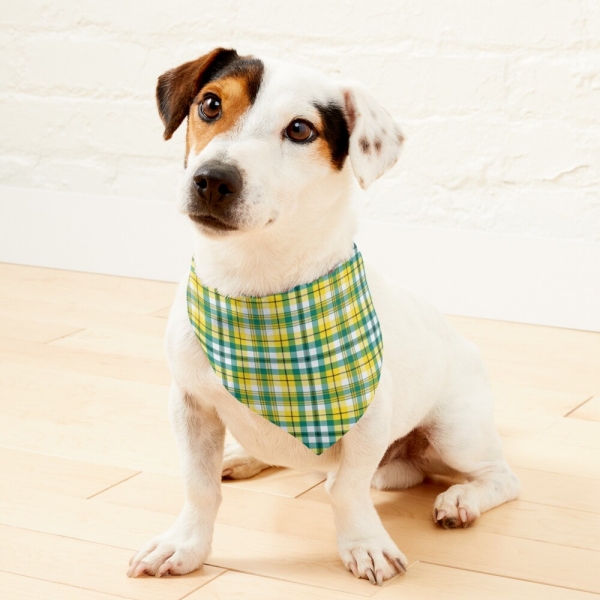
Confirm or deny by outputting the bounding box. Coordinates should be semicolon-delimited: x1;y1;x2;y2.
187;246;383;454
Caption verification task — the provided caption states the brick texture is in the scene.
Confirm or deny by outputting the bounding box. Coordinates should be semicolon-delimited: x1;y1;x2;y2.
1;0;599;241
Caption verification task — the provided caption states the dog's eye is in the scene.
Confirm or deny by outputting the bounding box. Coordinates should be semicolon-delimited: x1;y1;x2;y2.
199;94;222;121
284;119;315;143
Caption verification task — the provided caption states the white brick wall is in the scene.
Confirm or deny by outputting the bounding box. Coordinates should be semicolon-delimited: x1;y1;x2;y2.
1;0;599;242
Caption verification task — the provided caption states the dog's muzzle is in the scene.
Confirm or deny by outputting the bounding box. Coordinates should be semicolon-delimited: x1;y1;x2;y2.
189;160;243;231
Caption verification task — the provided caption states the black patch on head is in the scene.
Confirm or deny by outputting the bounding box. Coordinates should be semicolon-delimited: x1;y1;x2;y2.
198;50;241;88
314;102;350;170
207;57;264;103
359;136;371;154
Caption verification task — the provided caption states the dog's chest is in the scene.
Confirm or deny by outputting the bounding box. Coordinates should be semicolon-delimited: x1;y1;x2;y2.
184;250;384;455
165;292;221;399
167;302;333;466
167;262;381;466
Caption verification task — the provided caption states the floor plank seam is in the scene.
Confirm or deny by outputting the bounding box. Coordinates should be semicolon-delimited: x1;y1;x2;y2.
418;559;600;594
2;523;139;553
563;396;595;418
201;563;376;597
43;327;87;344
87;471;143;500
422;522;600;553
509;465;600;482
0;568;134;600
293;476;327;499
178;568;229;599
0;445;144;475
514;465;600;482
502;499;600;516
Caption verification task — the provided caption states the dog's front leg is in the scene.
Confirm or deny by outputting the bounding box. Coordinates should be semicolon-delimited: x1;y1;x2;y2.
128;383;224;577
327;407;408;585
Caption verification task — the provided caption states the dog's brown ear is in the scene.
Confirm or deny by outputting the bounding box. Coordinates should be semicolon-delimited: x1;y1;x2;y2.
341;82;404;189
156;48;239;140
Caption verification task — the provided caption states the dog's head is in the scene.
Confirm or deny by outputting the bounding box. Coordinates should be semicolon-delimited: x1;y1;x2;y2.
157;48;404;236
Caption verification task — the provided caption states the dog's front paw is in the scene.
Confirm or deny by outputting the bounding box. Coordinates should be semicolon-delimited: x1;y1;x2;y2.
338;536;407;585
221;441;269;479
127;528;210;578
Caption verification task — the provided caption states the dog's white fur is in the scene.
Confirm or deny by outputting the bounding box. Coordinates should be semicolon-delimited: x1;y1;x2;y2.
128;55;520;584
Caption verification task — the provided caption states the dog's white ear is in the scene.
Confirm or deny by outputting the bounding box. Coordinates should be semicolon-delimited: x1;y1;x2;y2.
341;83;404;189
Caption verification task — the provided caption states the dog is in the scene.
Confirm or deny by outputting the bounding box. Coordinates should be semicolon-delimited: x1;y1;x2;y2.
127;47;520;585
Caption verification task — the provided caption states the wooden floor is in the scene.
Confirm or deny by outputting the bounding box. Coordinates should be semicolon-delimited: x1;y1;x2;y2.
1;262;599;600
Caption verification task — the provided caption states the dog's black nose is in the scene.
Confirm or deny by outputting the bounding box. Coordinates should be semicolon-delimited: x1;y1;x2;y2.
193;161;242;206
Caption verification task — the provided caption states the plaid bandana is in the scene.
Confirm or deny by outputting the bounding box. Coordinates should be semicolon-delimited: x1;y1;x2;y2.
186;246;383;454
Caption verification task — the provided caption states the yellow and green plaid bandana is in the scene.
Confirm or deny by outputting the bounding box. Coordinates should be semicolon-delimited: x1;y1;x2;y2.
186;246;383;454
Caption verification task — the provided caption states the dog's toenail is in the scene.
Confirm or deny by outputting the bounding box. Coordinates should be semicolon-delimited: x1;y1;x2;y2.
395;558;406;574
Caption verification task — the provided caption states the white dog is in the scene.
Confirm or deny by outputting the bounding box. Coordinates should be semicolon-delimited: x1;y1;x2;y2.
128;48;520;585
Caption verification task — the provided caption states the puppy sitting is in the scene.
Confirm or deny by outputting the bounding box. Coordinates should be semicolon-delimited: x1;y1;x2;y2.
128;48;520;585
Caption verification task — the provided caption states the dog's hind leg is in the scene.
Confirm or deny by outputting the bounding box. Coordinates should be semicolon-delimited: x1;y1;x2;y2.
433;465;520;529
370;428;428;490
429;389;520;529
371;459;424;490
221;439;271;479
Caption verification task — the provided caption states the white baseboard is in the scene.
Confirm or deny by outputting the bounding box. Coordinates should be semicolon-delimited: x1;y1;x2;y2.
1;185;599;332
0;186;194;283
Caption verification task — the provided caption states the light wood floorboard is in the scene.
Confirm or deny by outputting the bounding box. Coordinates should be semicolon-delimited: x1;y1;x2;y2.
1;263;599;598
0;572;127;600
0;525;223;600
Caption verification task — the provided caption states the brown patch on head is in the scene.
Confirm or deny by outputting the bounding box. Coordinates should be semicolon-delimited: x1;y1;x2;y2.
359;136;371;154
311;116;336;168
187;75;255;155
374;138;382;154
156;49;263;156
378;427;430;468
156;48;239;140
343;90;357;133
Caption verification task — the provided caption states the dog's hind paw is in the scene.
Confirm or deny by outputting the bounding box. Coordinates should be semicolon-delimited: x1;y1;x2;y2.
433;484;480;529
221;441;270;479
